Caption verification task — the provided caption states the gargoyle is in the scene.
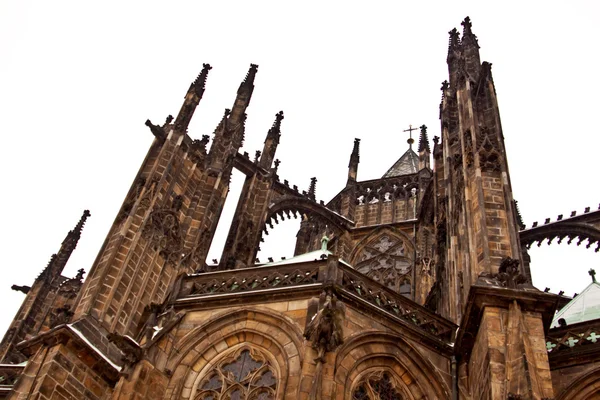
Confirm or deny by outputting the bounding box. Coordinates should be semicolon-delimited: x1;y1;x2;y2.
11;285;30;294
107;333;143;366
304;290;345;362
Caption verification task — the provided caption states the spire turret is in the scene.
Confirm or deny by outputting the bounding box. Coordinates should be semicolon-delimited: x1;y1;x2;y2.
308;177;317;201
259;111;284;170
38;210;91;283
418;125;430;153
460;16;481;80
418;125;430;170
230;64;258;123
173;63;212;133
347;138;360;185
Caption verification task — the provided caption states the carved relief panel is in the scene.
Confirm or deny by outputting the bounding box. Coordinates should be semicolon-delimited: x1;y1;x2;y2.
354;234;413;297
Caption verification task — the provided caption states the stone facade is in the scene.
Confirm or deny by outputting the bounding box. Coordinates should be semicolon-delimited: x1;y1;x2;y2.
2;17;600;400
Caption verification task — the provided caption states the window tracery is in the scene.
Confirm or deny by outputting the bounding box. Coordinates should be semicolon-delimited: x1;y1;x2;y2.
194;347;277;400
352;372;404;400
355;234;413;297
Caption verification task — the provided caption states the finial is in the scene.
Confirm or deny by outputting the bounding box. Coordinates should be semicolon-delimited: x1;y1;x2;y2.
72;210;91;237
441;80;449;91
274;159;280;171
589;268;597;283
238;63;259;93
321;235;329;251
418;125;430;153
192;63;212;96
75;268;86;282
448;28;460;50
308;177;317;200
461;16;472;34
267;111;284;140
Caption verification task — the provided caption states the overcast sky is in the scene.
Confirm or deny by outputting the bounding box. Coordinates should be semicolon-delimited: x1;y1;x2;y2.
0;1;598;335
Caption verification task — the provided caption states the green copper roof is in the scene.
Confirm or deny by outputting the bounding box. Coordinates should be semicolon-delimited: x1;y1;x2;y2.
551;281;600;328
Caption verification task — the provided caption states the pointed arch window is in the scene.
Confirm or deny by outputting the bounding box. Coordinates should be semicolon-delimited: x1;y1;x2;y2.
194;347;277;400
355;234;413;297
352;372;404;400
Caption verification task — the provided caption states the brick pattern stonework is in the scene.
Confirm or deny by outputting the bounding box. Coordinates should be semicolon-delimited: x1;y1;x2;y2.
2;16;600;400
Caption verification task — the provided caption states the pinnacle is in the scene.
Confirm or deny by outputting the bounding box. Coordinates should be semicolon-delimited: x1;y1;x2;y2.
269;111;284;135
418;125;430;153
461;16;473;34
192;63;212;96
238;64;259;93
308;177;317;201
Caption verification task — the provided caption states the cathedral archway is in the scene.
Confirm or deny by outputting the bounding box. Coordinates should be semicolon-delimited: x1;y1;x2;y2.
191;344;279;400
334;332;450;399
165;308;304;400
556;370;600;400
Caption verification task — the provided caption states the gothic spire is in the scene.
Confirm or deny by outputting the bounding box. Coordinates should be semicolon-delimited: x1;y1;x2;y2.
259;111;284;170
173;63;213;133
230;64;258;123
308;177;317;201
38;210;91;283
447;28;460;59
347;138;360;185
193;63;212;96
418;125;430;153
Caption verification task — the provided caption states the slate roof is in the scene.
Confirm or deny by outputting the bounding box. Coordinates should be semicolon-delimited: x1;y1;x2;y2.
551;280;600;328
382;148;419;178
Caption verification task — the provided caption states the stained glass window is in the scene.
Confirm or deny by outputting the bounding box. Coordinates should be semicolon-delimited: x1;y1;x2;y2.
352;372;403;400
194;347;277;400
355;235;412;297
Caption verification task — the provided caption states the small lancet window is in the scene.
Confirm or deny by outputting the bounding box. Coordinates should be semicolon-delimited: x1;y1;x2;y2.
194;347;277;400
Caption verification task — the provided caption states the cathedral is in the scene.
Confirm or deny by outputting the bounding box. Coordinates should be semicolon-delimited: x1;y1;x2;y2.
1;17;600;400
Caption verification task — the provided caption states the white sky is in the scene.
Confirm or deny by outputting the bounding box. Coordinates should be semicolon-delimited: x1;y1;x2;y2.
0;1;599;335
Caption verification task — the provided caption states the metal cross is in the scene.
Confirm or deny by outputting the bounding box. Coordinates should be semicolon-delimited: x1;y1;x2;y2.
589;268;597;283
403;124;418;140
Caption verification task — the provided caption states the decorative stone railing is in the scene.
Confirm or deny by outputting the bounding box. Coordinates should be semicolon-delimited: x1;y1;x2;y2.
0;363;25;394
339;266;455;342
182;263;321;298
178;256;456;345
546;322;600;354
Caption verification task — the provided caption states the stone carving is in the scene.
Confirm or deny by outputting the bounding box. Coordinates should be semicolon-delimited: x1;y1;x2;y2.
304;290;345;400
139;303;162;342
107;333;143;367
142;196;184;264
193;346;276;400
355;235;412;296
477;126;502;172
57;268;85;299
477;257;529;289
49;305;74;328
464;129;474;169
304;290;346;361
145;119;167;141
11;285;30;294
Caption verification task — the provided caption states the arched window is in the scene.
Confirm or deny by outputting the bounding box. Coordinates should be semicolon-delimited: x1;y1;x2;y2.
194;346;277;400
352;371;404;400
355;234;413;297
